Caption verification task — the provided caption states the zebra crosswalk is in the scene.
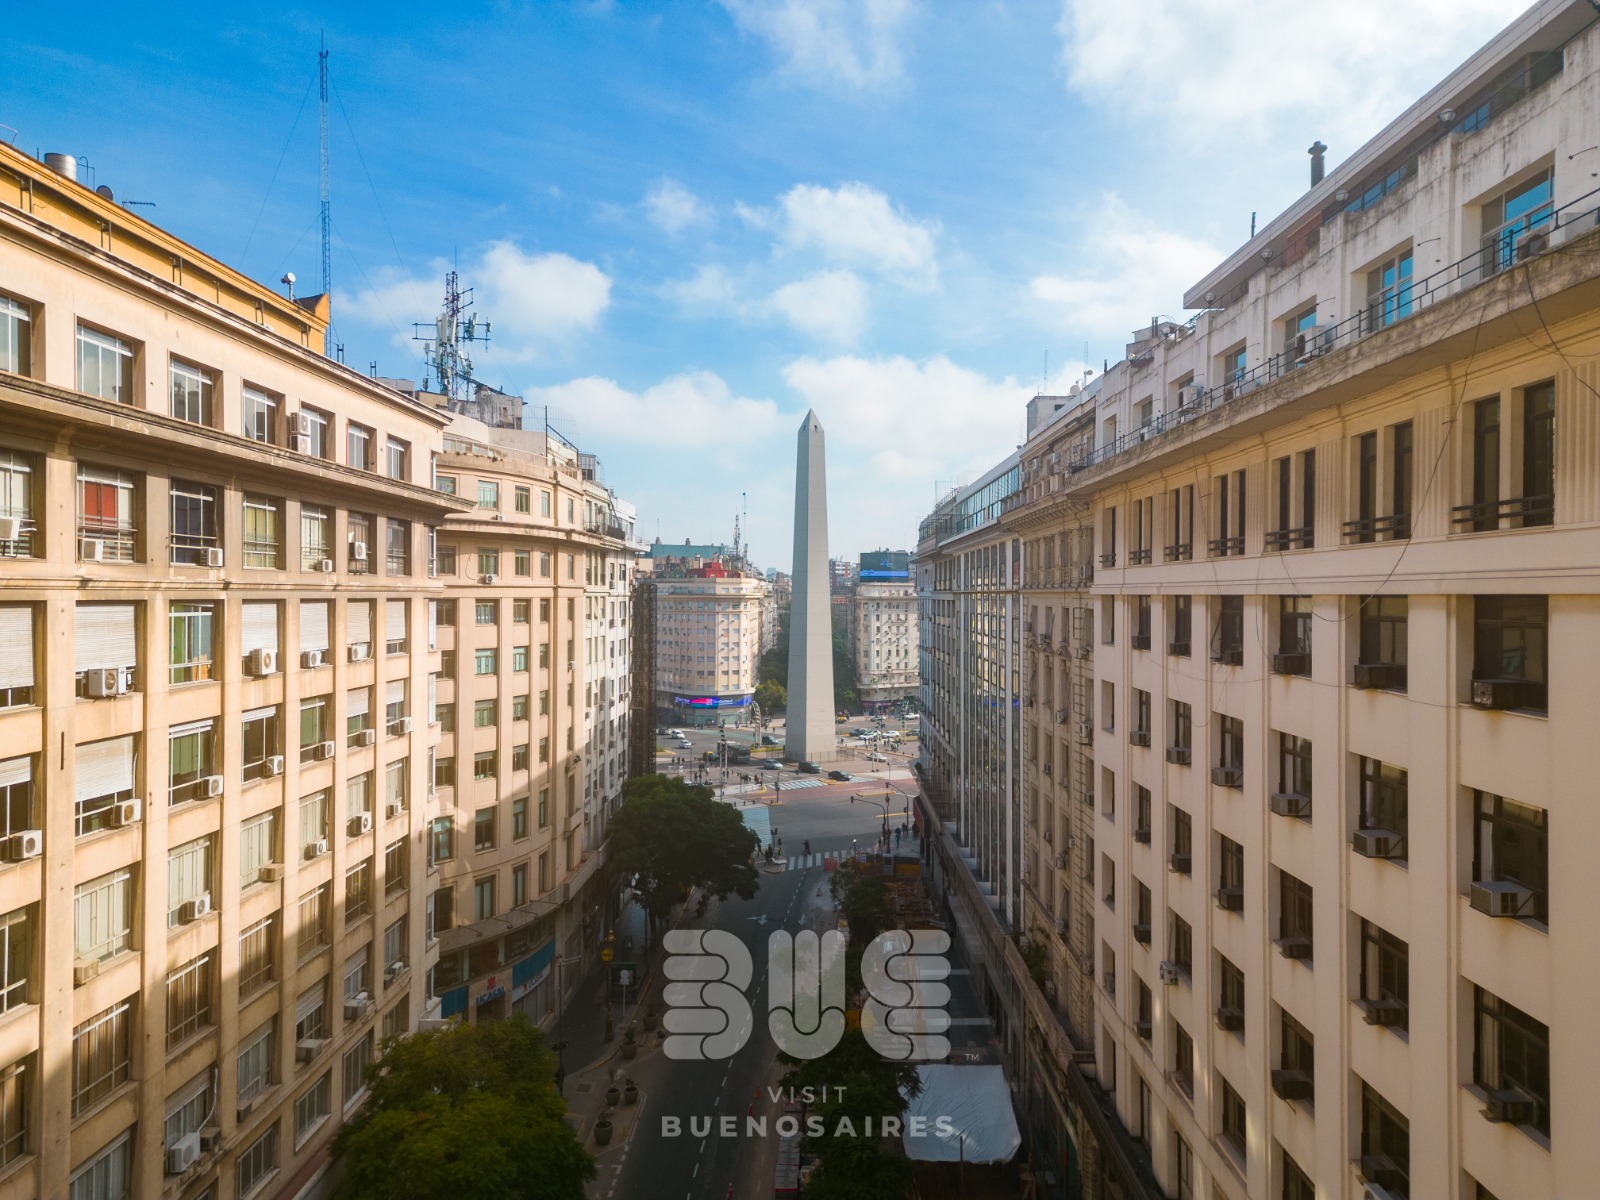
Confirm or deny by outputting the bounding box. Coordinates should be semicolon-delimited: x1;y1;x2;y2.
778;851;848;872
771;777;826;791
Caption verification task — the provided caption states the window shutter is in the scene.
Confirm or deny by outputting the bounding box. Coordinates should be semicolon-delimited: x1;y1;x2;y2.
346;688;370;719
385;679;406;707
385;600;406;644
167;719;214;740
241;603;279;655
296;984;324;1024
0;606;34;690
0;755;31;790
242;705;277;724
75;603;137;673
75;736;135;802
300;602;330;653
428;601;438;650
427;674;437;719
348;602;372;647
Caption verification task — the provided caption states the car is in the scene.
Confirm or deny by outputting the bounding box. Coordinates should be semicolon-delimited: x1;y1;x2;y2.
866;752;887;762
798;761;821;774
760;759;780;770
827;769;851;781
761;735;779;746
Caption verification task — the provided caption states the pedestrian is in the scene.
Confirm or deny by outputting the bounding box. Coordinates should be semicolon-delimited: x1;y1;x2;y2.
803;839;810;856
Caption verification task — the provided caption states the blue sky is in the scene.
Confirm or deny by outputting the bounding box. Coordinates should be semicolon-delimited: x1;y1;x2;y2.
3;0;1529;568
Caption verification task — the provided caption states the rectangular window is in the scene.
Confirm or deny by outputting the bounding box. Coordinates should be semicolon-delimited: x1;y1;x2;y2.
1481;168;1553;276
1360;1082;1410;1195
1358;756;1409;849
0;906;31;1015
512;795;529;840
76;325;134;403
513;864;528;907
348;513;373;573
475;648;497;675
477;480;499;510
513;694;530;721
298;885;331;959
169;480;219;565
240;811;278;887
1218;835;1244;904
299;790;330;856
1474;986;1550;1135
297;406;330;459
239;914;277;996
1465;397;1502;532
1219;1076;1246;1157
1357;595;1408;687
429;818;454;866
474;699;496;728
1278;872;1313;957
0;293;32;376
514;486;530;513
386;437;409;481
72;1000;132;1115
474;877;496;921
242;495;282;569
75;868;134;962
300;506;331;571
1171;1021;1194;1097
512;743;529;772
243;706;280;782
539;789;549;828
515;549;531;576
1517;381;1554;527
166;836;214;928
343;1031;375;1110
70;1131;134;1200
237;1020;276;1104
1275;733;1313;814
164;1072;213;1152
168;720;216;804
1276;595;1312;666
342;946;371;1001
1213;595;1244;663
384;839;408;896
76;466;137;562
385;599;408;655
242;385;277;443
347;423;373;470
1280;1007;1315;1086
474;751;498;781
0;452;36;560
165;952;214;1048
1215;715;1244;784
1473;595;1547;711
169;359;214;425
236;1123;279;1198
1218;956;1244;1030
513;645;529;672
1473;792;1547;922
300;696;330;763
1366;249;1414;328
385;519;410;576
476;600;497;625
347;687;374;745
169;601;215;684
474;808;496;851
345;859;374;923
1359;919;1409;1029
1169;912;1192;976
294;1072;332;1147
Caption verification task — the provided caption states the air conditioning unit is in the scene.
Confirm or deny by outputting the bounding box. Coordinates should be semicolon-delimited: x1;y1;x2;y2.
1158;960;1181;986
1214;1006;1244;1032
1352;828;1403;859
315;558;335;573
166;1132;201;1176
387;802;405;818
203;546;225;568
1042;762;1052;776
1042;825;1053;844
2;830;42;861
385;960;406;981
1515;227;1551;261
265;755;285;776
1168;852;1191;874
1055;708;1069;724
199;1128;222;1154
1132;922;1151;944
257;864;283;883
1271;1068;1314;1101
1167;640;1191;656
80;537;106;562
313;740;336;760
1177;382;1206;408
111;799;142;827
180;893;213;923
1076;722;1092;745
1101;971;1116;994
1078;953;1095;974
1211;766;1243;789
1292;325;1329;363
1276;936;1313;960
1269;792;1311;819
1133;826;1151;845
417;1018;452;1033
1076;643;1091;659
480;574;498;585
1359;997;1407;1027
1470;880;1534;918
349;643;370;662
301;649;326;669
85;667;128;698
354;728;376;747
1213;647;1244;667
1271;652;1310;675
1055;851;1069;870
1481;1087;1536;1124
1358;1156;1406;1194
389;717;413;736
351;541;369;562
1165;746;1191;766
1216;886;1244;912
344;992;374;1020
295;1038;326;1062
311;838;330;858
0;516;20;542
351;813;373;836
1129;730;1151;748
247;648;277;677
201;775;224;798
1352;662;1406;690
289;410;312;436
1471;678;1526;710
73;957;100;986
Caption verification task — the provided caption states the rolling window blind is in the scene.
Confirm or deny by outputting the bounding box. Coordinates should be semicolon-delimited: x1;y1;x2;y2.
385;600;406;644
346;689;370;718
348;603;372;647
300;602;330;653
75;736;135;802
0;756;31;790
240;603;279;655
0;607;34;690
74;604;136;673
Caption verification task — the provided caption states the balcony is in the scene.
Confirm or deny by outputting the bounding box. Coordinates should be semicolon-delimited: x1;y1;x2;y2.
1450;495;1553;532
1341;513;1411;543
1263;526;1313;552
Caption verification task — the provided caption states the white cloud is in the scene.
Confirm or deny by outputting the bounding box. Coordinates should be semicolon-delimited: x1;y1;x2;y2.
644;178;710;235
336;267;442;342
1059;0;1529;149
771;182;939;285
661;264;740;310
769;270;868;343
522;371;786;449
719;0;913;90
1028;193;1221;339
478;243;611;340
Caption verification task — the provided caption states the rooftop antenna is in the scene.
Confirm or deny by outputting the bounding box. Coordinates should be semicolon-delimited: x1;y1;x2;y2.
413;271;491;408
319;35;332;356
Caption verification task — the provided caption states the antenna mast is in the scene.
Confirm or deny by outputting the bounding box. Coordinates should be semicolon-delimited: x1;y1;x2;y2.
318;37;331;356
414;271;491;408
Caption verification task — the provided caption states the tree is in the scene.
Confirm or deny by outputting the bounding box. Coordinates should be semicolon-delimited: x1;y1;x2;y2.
609;775;759;932
754;679;787;714
334;1016;594;1200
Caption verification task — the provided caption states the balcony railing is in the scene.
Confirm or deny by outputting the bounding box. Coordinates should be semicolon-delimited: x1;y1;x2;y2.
1341;514;1411;543
1263;527;1313;552
1450;495;1553;531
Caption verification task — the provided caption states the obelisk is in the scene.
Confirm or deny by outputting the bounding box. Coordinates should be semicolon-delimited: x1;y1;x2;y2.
786;410;836;763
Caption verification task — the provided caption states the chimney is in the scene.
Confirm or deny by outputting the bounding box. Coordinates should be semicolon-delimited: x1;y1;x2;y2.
1308;141;1328;187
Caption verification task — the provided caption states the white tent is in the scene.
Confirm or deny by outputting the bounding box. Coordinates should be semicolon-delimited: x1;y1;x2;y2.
901;1064;1022;1164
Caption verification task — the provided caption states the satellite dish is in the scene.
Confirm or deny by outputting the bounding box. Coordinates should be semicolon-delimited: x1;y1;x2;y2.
96;184;114;201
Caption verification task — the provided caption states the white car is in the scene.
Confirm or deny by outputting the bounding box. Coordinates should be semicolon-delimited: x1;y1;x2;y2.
866;752;888;762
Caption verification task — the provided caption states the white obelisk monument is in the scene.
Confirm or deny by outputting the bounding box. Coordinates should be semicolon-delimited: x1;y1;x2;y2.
786;410;836;763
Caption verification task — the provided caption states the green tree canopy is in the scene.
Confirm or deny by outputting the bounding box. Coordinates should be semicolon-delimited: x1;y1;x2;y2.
754;679;788;714
334;1017;594;1200
610;774;759;926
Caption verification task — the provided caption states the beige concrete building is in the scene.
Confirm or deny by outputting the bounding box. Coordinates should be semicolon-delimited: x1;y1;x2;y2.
1009;5;1600;1199
851;578;917;707
0;142;465;1199
648;560;766;724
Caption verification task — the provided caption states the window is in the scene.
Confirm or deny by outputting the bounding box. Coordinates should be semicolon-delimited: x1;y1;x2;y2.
164;1072;213;1153
1214;715;1243;786
1359;919;1409;1029
1360;1082;1410;1197
1169;805;1192;872
242;495;282;569
538;850;551;891
513;864;528;907
385;679;409;732
1357;756;1409;850
1208;470;1246;556
385;519;410;576
540;598;551;622
475;648;498;675
346;860;373;923
75;868;134;962
1219;1076;1246;1157
1481;168;1553;277
1473;595;1547;711
540;551;551;577
1473;792;1547;922
0;904;32;1019
1276;595;1311;669
342;1031;375;1110
236;1123;279;1198
1218;956;1244;1031
512;795;529;840
436;543;457;574
430;756;451;794
0;452;35;559
243;706;280;782
474;876;496;921
384;839;408;896
0;294;32;376
1218;836;1244;907
294;1072;332;1147
1277;871;1313;959
1279;1008;1315;1100
299;790;330;858
1366;249;1413;328
1357;595;1408;685
165;952;214;1048
77;466;137;561
72;1000;132;1115
514;485;530;513
347;687;374;746
1473;986;1550;1135
348;513;373;572
474;751;498;781
76;325;134;403
1517;380;1555;526
1172;1132;1194;1200
70;1131;133;1200
343;946;371;1001
1464;397;1502;532
299;506;331;571
1169;912;1192;978
167;836;215;927
385;437;409;481
243;385;277;443
513;598;529;623
300;696;330;763
298;885;331;959
169;359;214;425
1275;733;1312;815
513;694;529;721
169;480;219;565
297;406;330;459
168;720;216;804
475;600;497;625
383;1002;407;1040
512;743;529;772
539;642;549;668
539;789;550;828
239;914;277;995
1133;785;1151;841
347;422;373;470
435;702;455;732
477;480;499;510
515;549;531;576
1171;1021;1194;1097
169;602;215;683
237;1020;276;1104
538;737;549;764
385;599;408;655
1213;595;1243;663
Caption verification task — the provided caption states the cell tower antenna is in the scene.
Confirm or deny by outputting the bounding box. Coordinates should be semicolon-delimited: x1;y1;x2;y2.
318;34;331;356
414;271;491;408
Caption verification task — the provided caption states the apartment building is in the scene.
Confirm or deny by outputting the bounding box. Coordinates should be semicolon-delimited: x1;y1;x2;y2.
850;551;917;709
648;558;767;724
0;143;466;1199
1009;5;1600;1199
425;418;636;1028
